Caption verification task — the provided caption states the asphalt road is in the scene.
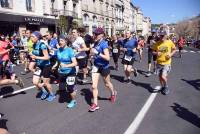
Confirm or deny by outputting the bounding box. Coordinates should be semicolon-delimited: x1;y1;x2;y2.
0;47;200;134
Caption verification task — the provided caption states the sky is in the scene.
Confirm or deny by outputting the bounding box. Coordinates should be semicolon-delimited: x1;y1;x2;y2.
131;0;200;24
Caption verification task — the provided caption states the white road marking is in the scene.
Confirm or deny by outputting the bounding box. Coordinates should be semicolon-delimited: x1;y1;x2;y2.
124;93;158;134
190;50;195;53
0;86;36;99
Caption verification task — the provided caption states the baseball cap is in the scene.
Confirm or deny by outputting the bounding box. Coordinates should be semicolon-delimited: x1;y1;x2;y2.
32;31;41;39
93;27;104;35
59;34;65;40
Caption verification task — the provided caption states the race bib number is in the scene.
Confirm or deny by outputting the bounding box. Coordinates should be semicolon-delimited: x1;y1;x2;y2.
66;76;76;85
34;68;41;76
50;50;55;55
91;65;99;73
113;49;118;53
124;55;132;61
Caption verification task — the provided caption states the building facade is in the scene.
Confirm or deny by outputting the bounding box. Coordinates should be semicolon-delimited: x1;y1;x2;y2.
0;0;81;36
0;0;56;36
81;0;115;36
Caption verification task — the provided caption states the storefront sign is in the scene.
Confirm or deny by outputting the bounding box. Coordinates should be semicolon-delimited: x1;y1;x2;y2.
24;17;44;25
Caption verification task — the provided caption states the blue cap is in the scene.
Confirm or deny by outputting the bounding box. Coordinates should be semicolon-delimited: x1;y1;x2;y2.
32;31;41;39
59;34;65;40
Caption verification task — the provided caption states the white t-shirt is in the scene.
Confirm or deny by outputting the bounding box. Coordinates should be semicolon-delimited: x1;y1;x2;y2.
72;36;87;59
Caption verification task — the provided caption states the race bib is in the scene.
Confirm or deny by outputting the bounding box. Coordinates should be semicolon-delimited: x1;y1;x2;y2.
113;49;118;53
34;68;42;76
66;76;76;85
50;50;55;55
124;55;132;61
91;65;99;73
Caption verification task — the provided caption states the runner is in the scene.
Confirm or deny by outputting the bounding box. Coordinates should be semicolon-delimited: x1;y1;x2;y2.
137;36;145;62
121;31;138;84
146;31;158;77
53;35;78;108
152;31;176;95
89;28;117;112
177;36;185;58
20;30;35;74
111;34;121;70
30;31;55;101
72;28;89;83
0;39;24;88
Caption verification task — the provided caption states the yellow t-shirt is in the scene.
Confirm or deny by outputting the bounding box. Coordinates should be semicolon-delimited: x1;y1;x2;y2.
27;38;33;53
153;40;176;65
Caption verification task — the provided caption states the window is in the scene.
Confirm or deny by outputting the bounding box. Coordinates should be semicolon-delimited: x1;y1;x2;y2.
93;16;97;23
83;14;89;22
0;0;13;8
26;0;35;11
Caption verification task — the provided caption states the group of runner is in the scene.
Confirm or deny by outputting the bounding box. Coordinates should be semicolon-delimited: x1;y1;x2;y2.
0;27;178;112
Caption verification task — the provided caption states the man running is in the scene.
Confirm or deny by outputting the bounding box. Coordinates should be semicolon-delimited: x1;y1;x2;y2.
146;31;158;77
121;31;138;83
152;31;176;95
72;28;89;83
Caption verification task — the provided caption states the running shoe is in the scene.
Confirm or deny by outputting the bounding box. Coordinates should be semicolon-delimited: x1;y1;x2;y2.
16;77;24;88
153;85;162;92
45;94;56;102
145;71;152;77
110;91;117;103
89;103;100;112
161;86;170;95
40;90;48;100
67;100;77;108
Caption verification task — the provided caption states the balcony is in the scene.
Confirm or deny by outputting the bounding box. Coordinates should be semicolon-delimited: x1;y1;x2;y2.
51;8;78;18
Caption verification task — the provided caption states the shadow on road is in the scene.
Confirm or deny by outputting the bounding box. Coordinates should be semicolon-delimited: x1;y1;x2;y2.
131;80;154;93
171;103;200;128
181;79;200;91
110;74;124;82
0;86;14;96
56;90;71;103
80;88;92;105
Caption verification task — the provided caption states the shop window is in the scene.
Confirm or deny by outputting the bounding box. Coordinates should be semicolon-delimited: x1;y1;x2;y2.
0;0;13;8
26;0;35;12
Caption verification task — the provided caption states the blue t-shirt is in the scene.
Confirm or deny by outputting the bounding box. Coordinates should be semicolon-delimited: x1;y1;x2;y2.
56;47;76;74
93;39;109;68
32;41;50;67
49;38;58;49
12;40;17;46
123;38;138;56
48;38;58;56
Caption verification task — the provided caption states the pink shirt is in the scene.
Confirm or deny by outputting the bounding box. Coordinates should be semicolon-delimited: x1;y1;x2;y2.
0;41;10;61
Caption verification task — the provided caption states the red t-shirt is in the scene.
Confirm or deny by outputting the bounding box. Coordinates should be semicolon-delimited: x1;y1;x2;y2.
0;41;10;61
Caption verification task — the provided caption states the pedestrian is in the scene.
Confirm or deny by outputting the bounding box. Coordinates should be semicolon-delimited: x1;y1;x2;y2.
89;28;117;112
121;31;138;83
53;35;78;108
152;31;176;95
72;28;90;83
111;34;121;70
30;31;55;101
177;36;185;58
